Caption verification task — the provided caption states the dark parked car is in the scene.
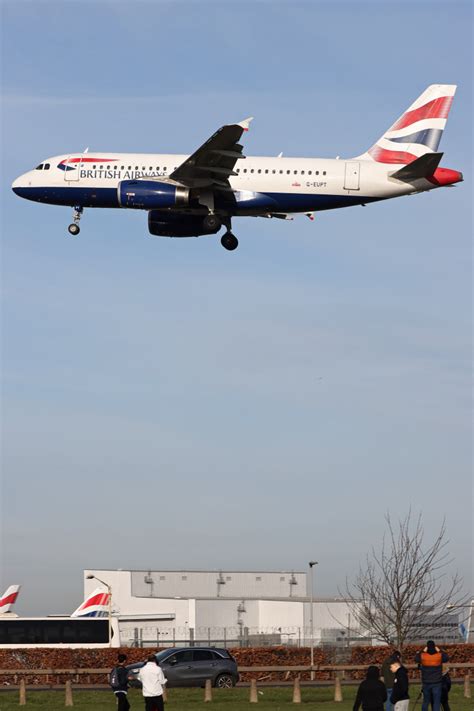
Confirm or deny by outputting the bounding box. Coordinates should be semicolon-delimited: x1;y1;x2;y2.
127;646;239;689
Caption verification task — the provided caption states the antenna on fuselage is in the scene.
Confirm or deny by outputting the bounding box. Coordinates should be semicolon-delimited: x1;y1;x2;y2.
83;147;89;153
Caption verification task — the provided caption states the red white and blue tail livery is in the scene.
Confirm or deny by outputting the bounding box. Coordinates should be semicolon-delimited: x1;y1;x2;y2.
0;585;21;614
70;587;110;618
12;85;463;251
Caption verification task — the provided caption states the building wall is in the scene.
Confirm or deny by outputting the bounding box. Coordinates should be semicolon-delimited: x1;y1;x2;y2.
129;570;307;599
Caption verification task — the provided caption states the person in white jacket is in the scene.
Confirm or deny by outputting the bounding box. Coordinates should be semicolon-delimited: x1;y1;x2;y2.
137;656;168;711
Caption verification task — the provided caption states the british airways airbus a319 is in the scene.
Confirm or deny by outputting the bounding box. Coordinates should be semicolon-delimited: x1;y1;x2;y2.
12;84;462;251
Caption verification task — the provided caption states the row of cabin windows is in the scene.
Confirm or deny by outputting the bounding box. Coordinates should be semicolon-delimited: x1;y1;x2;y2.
37;162;327;176
237;168;327;176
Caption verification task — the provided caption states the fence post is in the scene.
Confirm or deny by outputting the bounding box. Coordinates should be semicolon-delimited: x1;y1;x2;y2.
65;679;74;706
250;678;258;703
465;672;471;698
334;674;343;702
204;678;212;702
19;677;26;706
292;676;301;703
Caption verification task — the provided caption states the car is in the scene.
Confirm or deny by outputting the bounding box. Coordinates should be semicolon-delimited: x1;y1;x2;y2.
127;646;239;689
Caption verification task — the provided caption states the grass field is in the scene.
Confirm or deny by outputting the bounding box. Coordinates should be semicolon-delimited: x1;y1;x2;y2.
0;685;470;710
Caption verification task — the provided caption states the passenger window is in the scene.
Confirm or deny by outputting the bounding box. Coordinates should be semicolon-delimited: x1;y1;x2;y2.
128;166;131;170
323;171;327;175
279;170;283;174
308;171;312;175
257;169;261;174
287;170;290;174
294;170;297;174
250;169;254;173
193;650;213;661
272;169;276;174
243;169;247;173
175;650;193;664
164;167;167;171
265;169;269;174
316;171;319;175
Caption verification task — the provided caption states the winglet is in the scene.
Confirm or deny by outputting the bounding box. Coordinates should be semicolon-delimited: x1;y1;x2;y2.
237;117;254;132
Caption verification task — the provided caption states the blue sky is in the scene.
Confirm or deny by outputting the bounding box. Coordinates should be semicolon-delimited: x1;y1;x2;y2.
1;0;472;615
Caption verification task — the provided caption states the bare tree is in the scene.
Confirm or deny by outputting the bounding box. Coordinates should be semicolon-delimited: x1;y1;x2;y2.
342;512;466;649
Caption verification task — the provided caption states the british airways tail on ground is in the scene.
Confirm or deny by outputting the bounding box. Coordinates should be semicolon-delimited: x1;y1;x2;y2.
11;84;462;251
70;588;110;618
0;585;21;614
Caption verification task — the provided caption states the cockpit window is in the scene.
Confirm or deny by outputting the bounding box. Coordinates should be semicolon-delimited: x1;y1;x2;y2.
36;164;44;170
44;163;50;170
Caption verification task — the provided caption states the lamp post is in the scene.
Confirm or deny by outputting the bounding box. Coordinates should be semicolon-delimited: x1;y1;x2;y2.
308;561;318;681
86;574;112;647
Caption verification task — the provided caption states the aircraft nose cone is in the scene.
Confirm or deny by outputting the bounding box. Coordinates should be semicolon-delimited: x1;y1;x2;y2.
12;176;23;195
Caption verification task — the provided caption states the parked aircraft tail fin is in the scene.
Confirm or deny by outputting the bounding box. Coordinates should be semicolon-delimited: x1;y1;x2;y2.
356;84;457;164
0;585;21;614
71;587;110;618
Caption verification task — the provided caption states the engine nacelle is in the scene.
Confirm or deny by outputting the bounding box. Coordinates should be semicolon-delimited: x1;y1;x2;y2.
148;211;220;237
118;180;189;209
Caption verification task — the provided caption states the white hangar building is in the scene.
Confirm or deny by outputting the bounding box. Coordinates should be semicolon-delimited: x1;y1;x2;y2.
84;569;362;648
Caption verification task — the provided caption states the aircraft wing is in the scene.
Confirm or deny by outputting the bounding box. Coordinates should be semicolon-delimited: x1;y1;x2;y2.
170;117;253;188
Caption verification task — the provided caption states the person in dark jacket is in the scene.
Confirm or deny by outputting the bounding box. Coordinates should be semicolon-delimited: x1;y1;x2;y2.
390;658;409;711
381;651;401;711
111;653;130;711
414;640;449;711
353;665;387;711
439;667;451;711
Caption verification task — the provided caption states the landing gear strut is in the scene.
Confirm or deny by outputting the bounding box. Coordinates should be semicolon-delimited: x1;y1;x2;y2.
68;206;83;236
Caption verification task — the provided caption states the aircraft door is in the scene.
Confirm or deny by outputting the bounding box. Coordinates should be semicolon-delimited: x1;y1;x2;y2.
63;155;82;181
344;162;360;190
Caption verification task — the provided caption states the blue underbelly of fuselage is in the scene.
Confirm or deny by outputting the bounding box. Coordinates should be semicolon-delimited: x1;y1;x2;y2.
12;185;379;213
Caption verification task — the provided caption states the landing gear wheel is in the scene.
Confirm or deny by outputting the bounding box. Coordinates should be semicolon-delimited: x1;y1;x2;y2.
221;233;238;251
68;223;80;236
203;213;222;232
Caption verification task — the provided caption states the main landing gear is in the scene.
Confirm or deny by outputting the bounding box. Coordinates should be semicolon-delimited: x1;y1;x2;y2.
68;206;83;236
221;232;238;251
220;217;239;251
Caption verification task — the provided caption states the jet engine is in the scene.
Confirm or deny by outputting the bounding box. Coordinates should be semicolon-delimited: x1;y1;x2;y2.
148;211;221;237
118;180;190;209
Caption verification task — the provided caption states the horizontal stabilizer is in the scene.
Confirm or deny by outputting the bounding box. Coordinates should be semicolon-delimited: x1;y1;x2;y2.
390;152;443;181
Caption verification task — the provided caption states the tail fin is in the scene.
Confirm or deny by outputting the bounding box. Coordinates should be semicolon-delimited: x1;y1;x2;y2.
0;585;21;614
71;587;110;618
357;84;457;164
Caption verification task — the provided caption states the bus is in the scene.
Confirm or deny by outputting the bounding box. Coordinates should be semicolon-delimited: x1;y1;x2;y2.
0;616;120;648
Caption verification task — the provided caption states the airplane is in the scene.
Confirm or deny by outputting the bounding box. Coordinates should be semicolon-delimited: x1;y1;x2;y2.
70;587;111;618
11;84;462;251
0;585;21;615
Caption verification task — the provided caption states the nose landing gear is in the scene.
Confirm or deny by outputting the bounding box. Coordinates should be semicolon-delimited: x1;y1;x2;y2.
68;206;83;236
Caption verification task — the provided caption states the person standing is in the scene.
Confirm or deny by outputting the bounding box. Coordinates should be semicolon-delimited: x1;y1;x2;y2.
110;653;131;711
390;657;409;711
353;665;387;711
137;655;167;711
382;651;401;711
415;640;449;711
439;667;451;711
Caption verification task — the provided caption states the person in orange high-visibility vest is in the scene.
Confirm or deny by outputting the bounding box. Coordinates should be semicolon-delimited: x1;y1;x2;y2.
414;641;449;711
